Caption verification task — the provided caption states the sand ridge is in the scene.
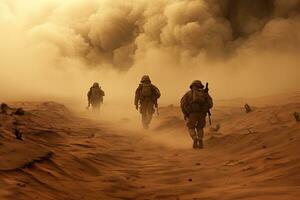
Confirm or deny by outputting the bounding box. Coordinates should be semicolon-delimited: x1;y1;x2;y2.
0;93;299;200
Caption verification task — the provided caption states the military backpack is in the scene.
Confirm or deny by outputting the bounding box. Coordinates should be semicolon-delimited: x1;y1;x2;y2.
189;89;206;112
141;83;152;97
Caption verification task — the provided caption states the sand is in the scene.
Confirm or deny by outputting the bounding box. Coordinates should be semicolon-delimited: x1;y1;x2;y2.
0;93;299;200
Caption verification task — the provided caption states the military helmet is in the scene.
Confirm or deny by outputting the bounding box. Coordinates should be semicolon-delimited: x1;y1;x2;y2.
141;75;151;83
93;82;100;87
190;80;204;89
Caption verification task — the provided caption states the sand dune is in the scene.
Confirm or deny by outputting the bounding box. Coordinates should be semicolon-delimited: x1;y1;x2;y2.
0;93;299;200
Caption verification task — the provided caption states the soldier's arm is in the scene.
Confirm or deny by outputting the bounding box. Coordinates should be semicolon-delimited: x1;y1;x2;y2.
180;92;190;117
134;86;140;106
152;85;161;99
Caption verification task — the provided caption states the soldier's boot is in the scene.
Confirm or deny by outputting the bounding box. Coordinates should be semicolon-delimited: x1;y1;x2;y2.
196;128;204;149
189;129;198;149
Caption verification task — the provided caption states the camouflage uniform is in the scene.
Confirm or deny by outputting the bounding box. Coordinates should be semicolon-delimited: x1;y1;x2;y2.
87;82;105;112
135;75;161;129
180;80;213;149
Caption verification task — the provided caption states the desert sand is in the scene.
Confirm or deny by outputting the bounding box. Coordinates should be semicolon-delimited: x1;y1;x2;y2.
0;92;299;200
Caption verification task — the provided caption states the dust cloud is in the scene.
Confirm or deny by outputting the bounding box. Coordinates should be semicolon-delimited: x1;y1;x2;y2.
0;0;299;107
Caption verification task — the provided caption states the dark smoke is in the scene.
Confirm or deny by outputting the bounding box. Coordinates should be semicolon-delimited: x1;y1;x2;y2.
8;0;299;70
0;0;299;102
82;0;300;69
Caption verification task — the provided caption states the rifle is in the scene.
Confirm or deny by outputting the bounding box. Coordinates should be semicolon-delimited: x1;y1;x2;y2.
207;109;212;125
155;101;159;116
204;82;212;125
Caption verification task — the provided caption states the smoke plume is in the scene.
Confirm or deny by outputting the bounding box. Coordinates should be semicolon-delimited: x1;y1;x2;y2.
0;0;299;106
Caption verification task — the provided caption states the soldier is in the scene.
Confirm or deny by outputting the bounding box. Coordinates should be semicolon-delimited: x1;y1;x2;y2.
87;82;105;112
135;75;161;129
180;80;213;149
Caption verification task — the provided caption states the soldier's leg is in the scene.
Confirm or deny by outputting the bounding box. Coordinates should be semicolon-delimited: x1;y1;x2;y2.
146;103;155;128
146;113;153;126
142;102;153;129
196;128;204;149
196;114;206;149
187;113;198;149
188;129;198;149
92;102;100;113
142;113;148;129
140;103;148;129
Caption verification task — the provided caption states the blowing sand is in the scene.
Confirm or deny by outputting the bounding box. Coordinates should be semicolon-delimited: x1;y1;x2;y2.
0;92;299;200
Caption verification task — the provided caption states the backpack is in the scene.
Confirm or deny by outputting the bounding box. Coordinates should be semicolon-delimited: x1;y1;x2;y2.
191;89;206;104
188;89;207;112
90;87;103;102
140;83;152;97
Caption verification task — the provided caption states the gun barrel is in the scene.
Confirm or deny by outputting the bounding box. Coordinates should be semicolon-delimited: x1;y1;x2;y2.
205;82;211;125
208;113;212;125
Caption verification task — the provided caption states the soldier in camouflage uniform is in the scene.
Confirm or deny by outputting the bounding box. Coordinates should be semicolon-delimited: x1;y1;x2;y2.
180;80;213;149
135;75;161;129
87;82;105;112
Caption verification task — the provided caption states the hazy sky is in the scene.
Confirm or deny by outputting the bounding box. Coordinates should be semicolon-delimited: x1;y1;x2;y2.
0;0;299;106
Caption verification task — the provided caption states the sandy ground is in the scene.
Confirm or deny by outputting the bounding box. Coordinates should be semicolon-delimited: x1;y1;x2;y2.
0;92;300;200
